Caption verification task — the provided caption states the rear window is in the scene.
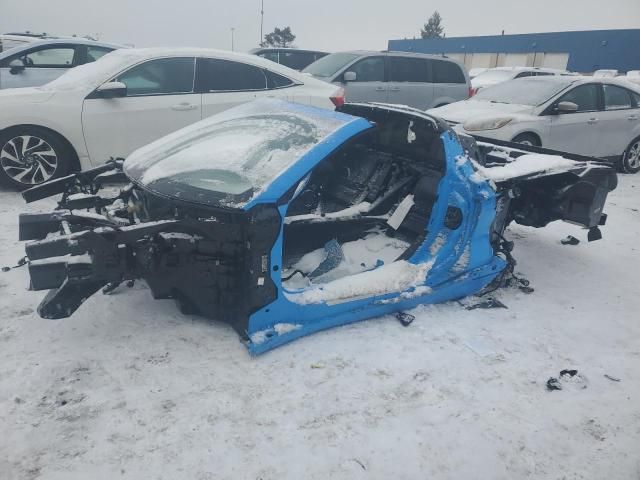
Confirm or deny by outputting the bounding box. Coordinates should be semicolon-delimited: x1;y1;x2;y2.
197;58;267;92
278;51;317;70
258;51;279;63
387;57;429;83
432;59;465;83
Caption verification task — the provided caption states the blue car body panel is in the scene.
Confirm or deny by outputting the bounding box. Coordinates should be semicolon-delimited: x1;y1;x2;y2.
18;99;617;354
246;127;506;354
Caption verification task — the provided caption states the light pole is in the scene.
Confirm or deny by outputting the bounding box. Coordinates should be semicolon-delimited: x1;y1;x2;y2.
260;0;264;46
231;27;235;51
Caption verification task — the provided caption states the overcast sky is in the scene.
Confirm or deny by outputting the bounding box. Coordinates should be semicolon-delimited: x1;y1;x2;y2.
1;0;639;53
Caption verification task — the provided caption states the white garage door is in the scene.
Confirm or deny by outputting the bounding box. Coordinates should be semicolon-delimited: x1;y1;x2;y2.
542;53;570;70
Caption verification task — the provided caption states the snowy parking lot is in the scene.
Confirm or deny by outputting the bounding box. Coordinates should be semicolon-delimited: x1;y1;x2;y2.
1;175;639;479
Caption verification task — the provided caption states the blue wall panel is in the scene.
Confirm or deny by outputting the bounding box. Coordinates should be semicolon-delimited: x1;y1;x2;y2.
388;30;640;73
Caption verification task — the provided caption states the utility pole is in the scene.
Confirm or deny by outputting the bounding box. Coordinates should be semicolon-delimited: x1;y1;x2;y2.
231;27;235;51
260;0;264;46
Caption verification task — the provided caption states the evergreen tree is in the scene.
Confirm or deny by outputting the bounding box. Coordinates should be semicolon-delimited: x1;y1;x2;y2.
421;12;444;39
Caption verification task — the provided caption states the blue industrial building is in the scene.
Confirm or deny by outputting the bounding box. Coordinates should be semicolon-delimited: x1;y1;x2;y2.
388;29;640;73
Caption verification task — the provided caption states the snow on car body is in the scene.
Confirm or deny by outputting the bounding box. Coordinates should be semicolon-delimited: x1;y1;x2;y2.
18;99;617;354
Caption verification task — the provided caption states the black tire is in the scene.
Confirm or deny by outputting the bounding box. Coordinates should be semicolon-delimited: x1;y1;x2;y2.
620;136;640;174
0;127;72;189
512;133;541;147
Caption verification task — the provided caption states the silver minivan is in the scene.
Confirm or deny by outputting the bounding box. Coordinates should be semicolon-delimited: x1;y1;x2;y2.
302;50;470;109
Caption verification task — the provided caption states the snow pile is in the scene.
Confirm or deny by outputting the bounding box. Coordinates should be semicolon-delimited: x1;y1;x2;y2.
287;260;432;305
284;233;410;288
250;323;302;345
476;154;579;182
1;176;639;479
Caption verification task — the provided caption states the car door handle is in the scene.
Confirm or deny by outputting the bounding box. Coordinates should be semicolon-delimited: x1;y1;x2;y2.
171;102;198;111
374;87;386;91
588;118;598;125
628;115;639;121
389;87;401;91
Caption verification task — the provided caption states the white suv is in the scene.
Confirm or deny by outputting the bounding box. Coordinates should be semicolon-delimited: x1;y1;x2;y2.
0;47;344;187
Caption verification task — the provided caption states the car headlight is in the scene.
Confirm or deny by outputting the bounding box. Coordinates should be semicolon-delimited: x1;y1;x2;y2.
463;117;513;131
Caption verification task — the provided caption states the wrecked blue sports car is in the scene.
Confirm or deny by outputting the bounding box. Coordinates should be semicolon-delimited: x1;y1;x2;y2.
18;99;617;353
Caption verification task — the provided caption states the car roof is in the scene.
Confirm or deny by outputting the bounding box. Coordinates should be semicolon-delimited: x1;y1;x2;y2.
507;74;640;93
104;46;317;73
0;38;125;59
335;50;459;61
486;66;569;73
250;47;328;54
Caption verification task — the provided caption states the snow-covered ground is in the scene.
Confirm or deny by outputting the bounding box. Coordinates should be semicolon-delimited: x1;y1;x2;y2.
1;176;639;480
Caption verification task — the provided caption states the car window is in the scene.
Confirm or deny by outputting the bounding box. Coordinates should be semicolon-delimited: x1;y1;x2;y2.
258;51;279;63
432;59;465;83
20;47;75;67
515;71;533;78
302;52;359;78
197;58;267;92
264;69;295;89
348;57;384;82
557;84;599;112
116;57;195;96
279;51;316;70
633;91;640;108
603;84;633;110
86;46;111;63
387;57;429;83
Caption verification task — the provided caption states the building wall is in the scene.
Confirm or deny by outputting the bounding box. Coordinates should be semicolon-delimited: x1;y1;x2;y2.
388;30;640;73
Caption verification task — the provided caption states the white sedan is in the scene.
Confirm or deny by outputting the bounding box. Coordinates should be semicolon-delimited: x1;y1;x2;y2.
429;76;640;173
0;48;344;187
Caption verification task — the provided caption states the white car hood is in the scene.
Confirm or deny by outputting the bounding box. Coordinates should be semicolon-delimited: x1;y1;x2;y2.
0;87;55;104
428;100;535;124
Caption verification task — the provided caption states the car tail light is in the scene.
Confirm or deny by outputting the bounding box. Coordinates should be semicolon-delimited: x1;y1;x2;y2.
330;87;345;108
469;87;477;97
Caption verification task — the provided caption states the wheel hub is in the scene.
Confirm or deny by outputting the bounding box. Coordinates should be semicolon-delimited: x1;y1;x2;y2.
0;135;58;185
628;142;640;169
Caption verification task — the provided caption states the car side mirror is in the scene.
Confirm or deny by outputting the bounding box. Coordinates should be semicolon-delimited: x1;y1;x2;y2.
343;71;357;82
9;59;26;75
554;101;578;114
95;81;127;99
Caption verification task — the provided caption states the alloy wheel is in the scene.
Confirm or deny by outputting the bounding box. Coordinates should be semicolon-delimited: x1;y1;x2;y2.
627;141;640;170
0;135;58;185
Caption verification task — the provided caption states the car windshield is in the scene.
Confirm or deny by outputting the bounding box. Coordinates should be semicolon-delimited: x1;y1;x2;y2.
124;99;355;208
473;77;576;106
302;52;359;78
473;69;516;83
